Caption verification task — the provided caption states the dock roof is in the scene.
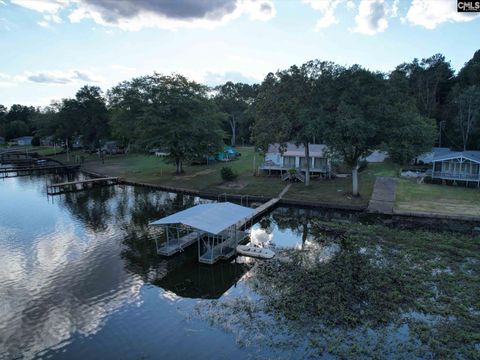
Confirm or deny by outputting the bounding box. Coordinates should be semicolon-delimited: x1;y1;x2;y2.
150;202;256;235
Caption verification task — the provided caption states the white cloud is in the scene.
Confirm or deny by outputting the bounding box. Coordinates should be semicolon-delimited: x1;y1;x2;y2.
353;0;391;35
304;0;342;30
11;0;68;13
202;70;260;86
404;0;480;29
22;69;103;84
11;0;277;31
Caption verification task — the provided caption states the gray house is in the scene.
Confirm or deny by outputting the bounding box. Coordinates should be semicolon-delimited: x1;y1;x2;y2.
431;150;480;186
260;143;331;176
0;136;4;145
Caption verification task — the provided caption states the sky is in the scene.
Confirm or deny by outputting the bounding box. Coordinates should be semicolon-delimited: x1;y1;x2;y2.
0;0;479;107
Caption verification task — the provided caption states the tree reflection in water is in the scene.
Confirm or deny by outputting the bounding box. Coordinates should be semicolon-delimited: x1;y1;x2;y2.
57;183;251;300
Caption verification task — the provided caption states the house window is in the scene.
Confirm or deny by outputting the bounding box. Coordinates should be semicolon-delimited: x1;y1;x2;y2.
314;157;326;169
473;163;479;175
283;156;296;168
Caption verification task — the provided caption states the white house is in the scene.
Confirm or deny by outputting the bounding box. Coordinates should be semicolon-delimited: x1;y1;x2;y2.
260;143;331;175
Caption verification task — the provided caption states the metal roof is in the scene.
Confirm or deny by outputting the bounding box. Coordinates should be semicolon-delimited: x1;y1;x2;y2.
150;202;256;235
267;143;328;157
433;150;480;164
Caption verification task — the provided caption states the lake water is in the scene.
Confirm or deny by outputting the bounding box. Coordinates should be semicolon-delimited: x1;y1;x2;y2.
0;173;357;359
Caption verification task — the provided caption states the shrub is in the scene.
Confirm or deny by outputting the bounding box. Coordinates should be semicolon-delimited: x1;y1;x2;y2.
221;166;237;181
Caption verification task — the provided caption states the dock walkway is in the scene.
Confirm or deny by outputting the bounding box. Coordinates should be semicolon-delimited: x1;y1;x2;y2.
367;176;397;214
47;177;119;195
0;165;79;178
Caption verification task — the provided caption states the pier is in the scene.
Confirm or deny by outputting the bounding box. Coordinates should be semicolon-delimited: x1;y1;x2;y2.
0;165;80;179
47;177;120;195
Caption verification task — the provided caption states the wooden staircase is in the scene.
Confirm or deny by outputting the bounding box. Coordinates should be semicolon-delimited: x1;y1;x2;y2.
281;169;305;183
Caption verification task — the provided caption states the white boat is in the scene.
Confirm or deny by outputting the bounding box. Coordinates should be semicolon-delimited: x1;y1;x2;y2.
236;245;275;259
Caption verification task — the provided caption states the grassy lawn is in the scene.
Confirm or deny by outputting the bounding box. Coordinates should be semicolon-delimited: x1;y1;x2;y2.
50;148;480;215
53;148;397;207
396;178;480;216
284;162;399;207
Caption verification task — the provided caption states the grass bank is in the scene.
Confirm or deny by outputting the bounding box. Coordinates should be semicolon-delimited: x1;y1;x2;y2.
50;148;480;216
52;147;386;207
396;178;480;217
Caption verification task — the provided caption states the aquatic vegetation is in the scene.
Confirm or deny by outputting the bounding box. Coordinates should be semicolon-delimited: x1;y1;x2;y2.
197;221;480;359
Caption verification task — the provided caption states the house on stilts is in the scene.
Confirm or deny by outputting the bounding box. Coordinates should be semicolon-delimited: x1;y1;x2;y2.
430;150;480;187
150;202;256;265
259;143;332;182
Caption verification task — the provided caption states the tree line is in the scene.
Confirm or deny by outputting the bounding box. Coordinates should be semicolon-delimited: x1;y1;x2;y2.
0;50;479;193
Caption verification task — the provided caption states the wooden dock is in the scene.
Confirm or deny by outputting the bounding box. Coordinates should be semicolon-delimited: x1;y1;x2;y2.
237;197;280;229
0;165;79;178
47;177;120;195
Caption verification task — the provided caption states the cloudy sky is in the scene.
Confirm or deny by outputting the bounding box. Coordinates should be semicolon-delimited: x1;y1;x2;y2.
0;0;479;107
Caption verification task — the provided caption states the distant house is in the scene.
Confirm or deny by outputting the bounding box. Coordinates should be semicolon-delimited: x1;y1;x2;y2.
11;136;33;146
431;150;480;185
0;136;4;145
365;150;388;163
260;143;331;175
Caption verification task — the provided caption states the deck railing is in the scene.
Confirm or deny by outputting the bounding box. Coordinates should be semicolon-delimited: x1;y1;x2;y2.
259;162;328;172
432;171;480;180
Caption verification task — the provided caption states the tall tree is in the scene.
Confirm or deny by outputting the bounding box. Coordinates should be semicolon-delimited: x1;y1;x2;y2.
214;82;258;147
116;73;224;174
457;49;480;88
74;86;110;147
392;54;454;120
453;86;480;151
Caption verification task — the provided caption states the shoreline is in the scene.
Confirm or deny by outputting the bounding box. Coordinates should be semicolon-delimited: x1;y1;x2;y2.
81;169;480;226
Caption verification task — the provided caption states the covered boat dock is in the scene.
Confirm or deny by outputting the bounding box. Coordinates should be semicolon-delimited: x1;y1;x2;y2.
150;202;256;265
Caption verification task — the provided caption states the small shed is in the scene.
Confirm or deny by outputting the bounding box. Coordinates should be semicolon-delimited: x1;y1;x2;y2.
150;202;256;264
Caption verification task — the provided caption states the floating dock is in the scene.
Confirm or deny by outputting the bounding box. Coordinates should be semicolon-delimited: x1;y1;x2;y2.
47;177;120;195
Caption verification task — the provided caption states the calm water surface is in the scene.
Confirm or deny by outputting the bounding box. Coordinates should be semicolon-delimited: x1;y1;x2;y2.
0;173;355;360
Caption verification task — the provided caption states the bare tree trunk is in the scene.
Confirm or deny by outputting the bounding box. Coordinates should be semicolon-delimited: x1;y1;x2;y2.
229;115;236;147
352;163;359;197
175;158;180;174
304;142;310;186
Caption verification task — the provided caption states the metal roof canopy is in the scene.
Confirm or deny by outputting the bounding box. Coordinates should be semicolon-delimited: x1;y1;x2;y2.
433;151;480;164
150;202;256;235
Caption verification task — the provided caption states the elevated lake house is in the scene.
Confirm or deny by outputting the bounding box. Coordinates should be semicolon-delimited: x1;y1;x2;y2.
431;149;480;186
260;143;331;181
